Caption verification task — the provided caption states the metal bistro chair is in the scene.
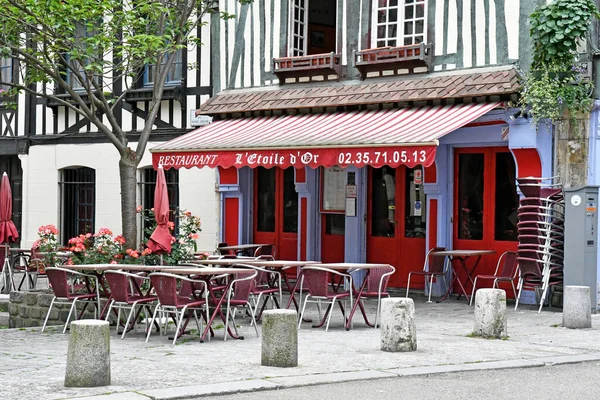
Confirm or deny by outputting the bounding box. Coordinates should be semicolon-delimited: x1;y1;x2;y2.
358;265;395;328
223;270;259;341
469;251;518;306
42;267;101;333
103;270;157;339
146;272;209;345
406;247;449;302
298;266;353;332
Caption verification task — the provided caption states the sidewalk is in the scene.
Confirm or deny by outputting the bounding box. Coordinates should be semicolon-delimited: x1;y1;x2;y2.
2;294;599;400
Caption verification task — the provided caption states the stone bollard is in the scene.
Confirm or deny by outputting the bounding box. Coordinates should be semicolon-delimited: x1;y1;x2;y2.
380;298;417;352
562;286;592;329
64;320;111;387
261;309;298;367
473;289;506;339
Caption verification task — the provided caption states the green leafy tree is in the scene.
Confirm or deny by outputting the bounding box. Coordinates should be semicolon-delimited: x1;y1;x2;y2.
521;0;600;124
0;0;248;247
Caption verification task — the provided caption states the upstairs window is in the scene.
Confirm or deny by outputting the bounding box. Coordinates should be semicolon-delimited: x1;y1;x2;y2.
289;0;337;56
143;50;183;87
0;57;12;92
373;0;426;48
66;22;100;91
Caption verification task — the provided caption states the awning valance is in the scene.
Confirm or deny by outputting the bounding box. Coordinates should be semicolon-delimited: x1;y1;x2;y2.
151;102;500;169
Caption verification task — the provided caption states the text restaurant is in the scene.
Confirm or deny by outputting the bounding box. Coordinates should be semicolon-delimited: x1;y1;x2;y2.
151;67;552;296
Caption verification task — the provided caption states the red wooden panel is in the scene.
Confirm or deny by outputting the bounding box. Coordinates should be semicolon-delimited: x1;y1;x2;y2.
424;161;437;184
224;197;239;245
218;166;238;185
428;199;438;251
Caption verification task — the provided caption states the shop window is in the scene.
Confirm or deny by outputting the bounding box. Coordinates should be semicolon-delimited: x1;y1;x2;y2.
289;0;337;56
139;167;180;241
256;167;276;232
404;167;426;238
494;153;518;241
457;154;484;240
373;0;426;47
60;167;96;244
143;49;183;86
325;213;345;235
371;168;396;237
0;57;12;92
283;167;299;233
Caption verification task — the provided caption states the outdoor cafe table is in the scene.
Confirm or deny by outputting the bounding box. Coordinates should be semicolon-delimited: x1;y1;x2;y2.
216;243;271;257
293;263;392;331
60;264;249;341
432;250;496;303
191;258;320;312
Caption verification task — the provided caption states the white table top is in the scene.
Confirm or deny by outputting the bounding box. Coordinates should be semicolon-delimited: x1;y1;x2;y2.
432;250;496;257
307;263;392;270
217;244;271;251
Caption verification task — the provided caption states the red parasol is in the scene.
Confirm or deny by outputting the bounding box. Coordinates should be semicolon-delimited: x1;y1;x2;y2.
147;165;172;254
0;172;19;244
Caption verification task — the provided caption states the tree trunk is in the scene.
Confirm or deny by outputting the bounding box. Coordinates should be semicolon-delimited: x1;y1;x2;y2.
119;149;139;249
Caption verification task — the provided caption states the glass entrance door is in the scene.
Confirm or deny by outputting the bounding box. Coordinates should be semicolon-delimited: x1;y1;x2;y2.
453;147;519;287
366;166;426;288
254;167;299;260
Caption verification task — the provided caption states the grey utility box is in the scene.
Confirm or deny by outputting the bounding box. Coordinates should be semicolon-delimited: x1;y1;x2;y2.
563;186;599;311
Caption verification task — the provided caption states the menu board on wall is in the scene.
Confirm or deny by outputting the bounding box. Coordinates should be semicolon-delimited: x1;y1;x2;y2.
322;166;346;212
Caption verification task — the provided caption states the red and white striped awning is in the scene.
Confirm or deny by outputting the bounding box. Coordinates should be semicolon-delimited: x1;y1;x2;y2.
151;102;500;169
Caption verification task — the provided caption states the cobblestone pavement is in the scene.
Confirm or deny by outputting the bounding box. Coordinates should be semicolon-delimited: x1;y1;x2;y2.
1;295;599;400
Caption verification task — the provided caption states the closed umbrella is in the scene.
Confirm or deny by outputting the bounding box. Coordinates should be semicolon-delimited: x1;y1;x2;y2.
0;172;18;293
147;165;172;255
0;172;19;244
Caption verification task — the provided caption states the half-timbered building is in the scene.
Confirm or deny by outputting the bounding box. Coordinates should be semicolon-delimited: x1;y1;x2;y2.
0;12;219;250
152;0;562;298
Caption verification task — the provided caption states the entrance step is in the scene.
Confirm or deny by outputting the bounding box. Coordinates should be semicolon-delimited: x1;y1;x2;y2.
0;294;9;312
0;311;8;326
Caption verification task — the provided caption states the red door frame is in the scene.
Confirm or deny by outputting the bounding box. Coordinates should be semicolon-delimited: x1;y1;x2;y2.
366;166;426;288
253;168;298;260
452;147;518;294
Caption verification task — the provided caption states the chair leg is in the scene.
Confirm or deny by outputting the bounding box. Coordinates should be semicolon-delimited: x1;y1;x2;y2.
64;300;78;333
406;273;412;298
469;277;479;306
427;274;435;303
145;305;160;343
298;295;310;330
41;297;57;332
515;278;524;311
173;306;188;345
122;303;138;340
248;303;259;337
510;281;517;301
104;300;115;321
374;294;382;329
325;299;335;332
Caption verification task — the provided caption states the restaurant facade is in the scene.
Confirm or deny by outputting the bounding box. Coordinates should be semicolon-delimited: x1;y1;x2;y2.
149;0;558;294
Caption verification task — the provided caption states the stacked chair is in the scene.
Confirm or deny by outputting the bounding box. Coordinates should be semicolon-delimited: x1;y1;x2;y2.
515;176;564;312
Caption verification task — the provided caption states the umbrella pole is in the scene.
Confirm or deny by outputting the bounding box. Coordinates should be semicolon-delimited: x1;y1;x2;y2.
1;244;14;294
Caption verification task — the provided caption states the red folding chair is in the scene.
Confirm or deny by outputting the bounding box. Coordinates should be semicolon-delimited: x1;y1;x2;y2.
103;270;157;339
42;267;100;333
359;265;395;328
223;270;259;341
146;272;209;345
298;266;353;332
469;251;518;305
406;247;449;302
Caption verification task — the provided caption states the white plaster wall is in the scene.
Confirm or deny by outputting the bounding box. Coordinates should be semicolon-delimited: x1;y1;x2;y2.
20;142;220;252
